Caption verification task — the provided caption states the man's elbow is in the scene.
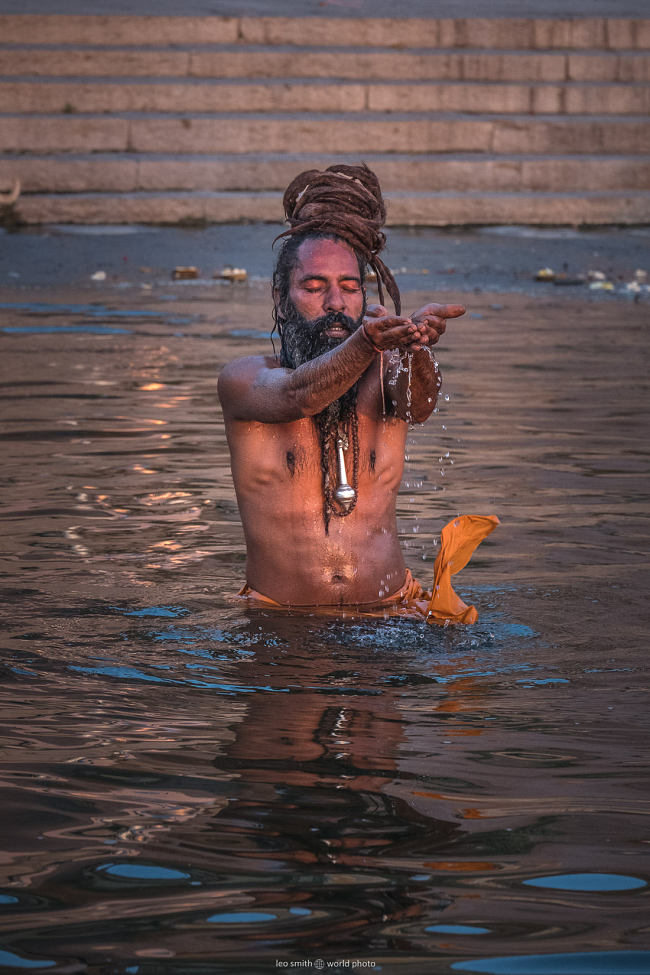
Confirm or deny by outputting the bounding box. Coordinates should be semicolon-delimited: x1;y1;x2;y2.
410;405;436;424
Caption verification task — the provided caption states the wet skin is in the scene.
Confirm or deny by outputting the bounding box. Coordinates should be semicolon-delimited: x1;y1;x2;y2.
218;238;465;606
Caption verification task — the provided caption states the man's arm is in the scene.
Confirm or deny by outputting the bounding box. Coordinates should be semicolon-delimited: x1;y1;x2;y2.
218;317;420;423
365;302;466;424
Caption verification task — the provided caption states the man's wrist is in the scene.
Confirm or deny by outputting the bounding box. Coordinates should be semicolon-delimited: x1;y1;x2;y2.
360;323;382;354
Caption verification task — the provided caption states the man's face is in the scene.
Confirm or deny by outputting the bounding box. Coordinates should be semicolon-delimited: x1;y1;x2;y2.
286;237;365;337
276;237;366;369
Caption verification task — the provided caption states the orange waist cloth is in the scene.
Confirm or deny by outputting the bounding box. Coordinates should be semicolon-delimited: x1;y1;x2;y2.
237;515;499;625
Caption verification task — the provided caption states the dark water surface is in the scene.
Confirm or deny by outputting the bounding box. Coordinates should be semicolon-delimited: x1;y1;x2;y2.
0;283;648;974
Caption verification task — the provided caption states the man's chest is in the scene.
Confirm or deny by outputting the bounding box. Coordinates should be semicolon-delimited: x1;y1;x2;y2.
239;412;406;486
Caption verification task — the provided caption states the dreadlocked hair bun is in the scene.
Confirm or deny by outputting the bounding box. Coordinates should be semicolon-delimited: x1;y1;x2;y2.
276;163;401;315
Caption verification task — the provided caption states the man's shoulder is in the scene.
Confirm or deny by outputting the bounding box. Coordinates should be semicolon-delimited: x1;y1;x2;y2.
217;353;284;413
219;353;279;385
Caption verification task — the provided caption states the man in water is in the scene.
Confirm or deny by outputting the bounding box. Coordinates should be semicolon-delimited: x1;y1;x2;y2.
218;164;495;618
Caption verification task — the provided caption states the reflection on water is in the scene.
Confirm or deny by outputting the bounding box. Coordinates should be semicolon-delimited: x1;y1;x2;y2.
0;285;648;972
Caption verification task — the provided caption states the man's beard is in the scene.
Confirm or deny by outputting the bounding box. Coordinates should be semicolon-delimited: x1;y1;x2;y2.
279;304;364;371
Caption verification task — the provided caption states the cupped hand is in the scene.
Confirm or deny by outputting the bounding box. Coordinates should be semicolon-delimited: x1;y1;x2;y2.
408;302;466;349
362;304;422;352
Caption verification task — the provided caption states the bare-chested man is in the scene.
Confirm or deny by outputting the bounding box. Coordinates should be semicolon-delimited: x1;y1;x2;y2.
218;165;493;616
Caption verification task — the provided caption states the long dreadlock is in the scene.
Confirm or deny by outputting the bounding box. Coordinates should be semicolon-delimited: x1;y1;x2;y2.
272;164;401;533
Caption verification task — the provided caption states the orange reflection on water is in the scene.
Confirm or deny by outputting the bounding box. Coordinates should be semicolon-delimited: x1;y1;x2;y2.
140;492;192;506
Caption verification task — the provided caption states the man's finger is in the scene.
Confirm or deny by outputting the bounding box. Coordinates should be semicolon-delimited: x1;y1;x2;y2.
369;323;420;350
441;304;466;319
375;316;413;329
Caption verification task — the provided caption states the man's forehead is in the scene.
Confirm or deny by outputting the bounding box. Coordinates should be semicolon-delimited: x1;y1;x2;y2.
292;237;360;279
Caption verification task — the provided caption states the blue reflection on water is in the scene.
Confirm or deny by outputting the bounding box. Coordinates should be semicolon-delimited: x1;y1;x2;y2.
427;924;490;935
115;605;189;619
0;301;191;321
98;863;190;882
1;324;130;335
0;949;55;969
452;951;650;974
207;911;276;923
69;663;284;694
523;873;646;892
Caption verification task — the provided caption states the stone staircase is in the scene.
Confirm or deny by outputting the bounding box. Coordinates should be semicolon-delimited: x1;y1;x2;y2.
1;13;649;225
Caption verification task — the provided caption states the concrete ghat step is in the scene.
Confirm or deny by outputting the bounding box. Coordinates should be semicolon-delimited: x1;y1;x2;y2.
1;113;648;155
3;153;649;193
0;47;648;83
1;15;649;50
13;189;650;226
3;78;650;115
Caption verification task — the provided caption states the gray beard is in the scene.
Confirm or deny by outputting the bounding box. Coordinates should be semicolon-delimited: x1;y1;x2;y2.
278;304;364;431
279;306;362;370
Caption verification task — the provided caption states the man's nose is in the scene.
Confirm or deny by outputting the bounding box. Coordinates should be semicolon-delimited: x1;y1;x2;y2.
324;284;346;312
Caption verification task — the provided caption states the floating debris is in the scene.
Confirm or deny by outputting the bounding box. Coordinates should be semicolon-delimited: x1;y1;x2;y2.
217;266;248;282
587;270;606;281
173;266;199;280
535;267;555;281
90;270;107;282
589;280;615;292
553;273;586;286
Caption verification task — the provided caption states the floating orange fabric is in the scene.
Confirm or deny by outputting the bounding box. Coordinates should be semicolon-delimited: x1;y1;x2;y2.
238;514;498;625
427;514;500;624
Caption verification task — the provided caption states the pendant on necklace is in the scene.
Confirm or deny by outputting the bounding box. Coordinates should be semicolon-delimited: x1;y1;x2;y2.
334;435;356;509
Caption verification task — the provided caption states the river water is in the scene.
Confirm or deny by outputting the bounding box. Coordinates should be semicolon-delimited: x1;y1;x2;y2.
0;280;648;974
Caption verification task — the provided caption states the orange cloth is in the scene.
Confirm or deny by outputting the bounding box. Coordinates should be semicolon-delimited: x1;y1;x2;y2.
427;514;499;624
238;514;499;625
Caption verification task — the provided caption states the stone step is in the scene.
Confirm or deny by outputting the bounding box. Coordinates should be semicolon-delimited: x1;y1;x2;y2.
3;77;650;115
12;189;650;226
2;112;648;155
0;46;648;83
3;152;648;193
1;15;649;50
